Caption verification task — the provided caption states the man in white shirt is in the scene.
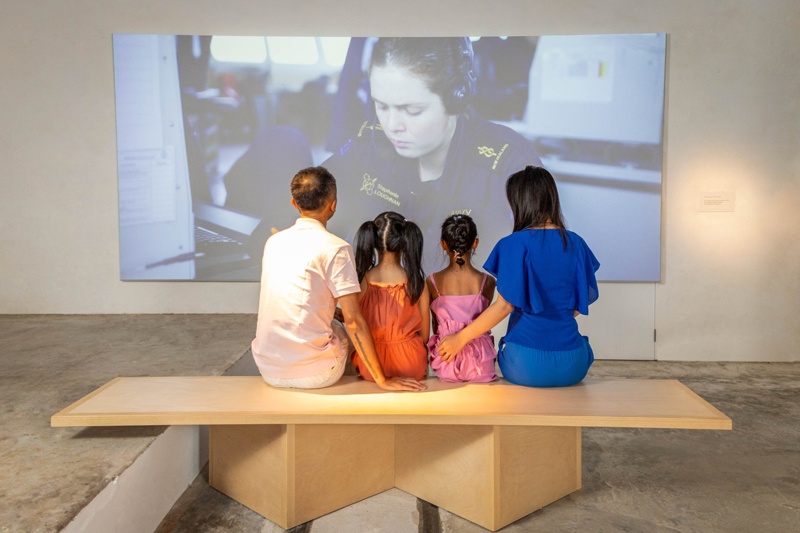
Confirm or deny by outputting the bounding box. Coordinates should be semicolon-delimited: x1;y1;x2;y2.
251;166;425;391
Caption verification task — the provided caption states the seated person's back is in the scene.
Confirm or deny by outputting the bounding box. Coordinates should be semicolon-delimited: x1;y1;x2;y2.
252;214;358;381
251;166;425;392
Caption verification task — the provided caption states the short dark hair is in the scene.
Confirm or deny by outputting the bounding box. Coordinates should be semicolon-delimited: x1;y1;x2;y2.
506;166;568;247
290;166;336;212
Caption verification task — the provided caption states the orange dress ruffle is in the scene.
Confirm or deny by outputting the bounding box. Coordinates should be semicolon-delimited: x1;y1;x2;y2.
352;282;428;381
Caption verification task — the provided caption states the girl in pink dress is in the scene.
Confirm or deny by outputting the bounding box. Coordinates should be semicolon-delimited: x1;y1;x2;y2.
352;211;430;381
427;215;497;382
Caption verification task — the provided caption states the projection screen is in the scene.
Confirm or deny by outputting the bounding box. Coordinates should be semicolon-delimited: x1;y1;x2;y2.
113;34;666;281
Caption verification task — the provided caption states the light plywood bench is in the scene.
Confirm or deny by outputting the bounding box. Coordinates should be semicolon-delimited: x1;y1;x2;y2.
52;376;730;531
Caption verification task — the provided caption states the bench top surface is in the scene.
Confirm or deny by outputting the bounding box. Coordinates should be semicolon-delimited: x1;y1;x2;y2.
51;376;731;430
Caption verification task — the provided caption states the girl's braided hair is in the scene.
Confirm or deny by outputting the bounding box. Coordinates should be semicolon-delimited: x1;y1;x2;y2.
441;214;477;266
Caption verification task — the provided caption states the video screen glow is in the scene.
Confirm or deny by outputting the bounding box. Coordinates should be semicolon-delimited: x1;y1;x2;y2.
114;34;666;281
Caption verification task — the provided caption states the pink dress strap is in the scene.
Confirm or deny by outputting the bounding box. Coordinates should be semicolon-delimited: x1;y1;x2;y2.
429;274;441;297
479;272;488;293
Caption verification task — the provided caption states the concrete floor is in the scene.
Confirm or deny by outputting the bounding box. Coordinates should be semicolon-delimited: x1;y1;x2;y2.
0;314;256;533
1;315;798;532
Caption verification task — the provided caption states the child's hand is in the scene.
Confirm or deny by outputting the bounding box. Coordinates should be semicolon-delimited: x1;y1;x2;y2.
438;333;466;362
379;377;427;391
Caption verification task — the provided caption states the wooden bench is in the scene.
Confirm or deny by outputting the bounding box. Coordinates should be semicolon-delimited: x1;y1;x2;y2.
52;376;731;531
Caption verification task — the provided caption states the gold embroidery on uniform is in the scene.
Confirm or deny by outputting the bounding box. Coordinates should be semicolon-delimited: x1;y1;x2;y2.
492;143;508;170
361;174;377;195
477;143;510;170
477;146;498;158
374;183;400;207
360;174;400;206
357;122;383;138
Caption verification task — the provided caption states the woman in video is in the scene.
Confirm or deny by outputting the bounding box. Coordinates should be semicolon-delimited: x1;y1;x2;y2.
323;37;541;271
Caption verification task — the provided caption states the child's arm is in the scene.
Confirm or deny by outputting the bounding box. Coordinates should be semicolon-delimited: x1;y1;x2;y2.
417;284;431;343
338;293;426;391
437;291;513;362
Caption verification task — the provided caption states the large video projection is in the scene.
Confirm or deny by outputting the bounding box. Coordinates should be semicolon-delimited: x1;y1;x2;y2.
114;34;666;281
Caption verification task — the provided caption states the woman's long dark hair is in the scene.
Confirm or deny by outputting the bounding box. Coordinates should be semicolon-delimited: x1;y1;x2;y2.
506;165;568;248
440;214;478;266
354;211;425;304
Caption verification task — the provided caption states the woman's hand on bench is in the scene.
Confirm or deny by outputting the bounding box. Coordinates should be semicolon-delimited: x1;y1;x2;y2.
378;376;427;392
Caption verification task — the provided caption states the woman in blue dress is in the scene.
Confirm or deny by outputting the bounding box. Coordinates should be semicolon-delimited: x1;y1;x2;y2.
437;165;600;387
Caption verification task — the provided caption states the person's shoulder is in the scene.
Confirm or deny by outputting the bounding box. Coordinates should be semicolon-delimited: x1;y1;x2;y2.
461;110;541;171
487;231;527;259
497;230;527;246
331;121;387;156
565;230;600;275
321;236;358;278
323;231;354;254
289;222;351;256
265;223;296;245
469;113;527;144
564;231;598;260
565;230;590;248
324;121;399;177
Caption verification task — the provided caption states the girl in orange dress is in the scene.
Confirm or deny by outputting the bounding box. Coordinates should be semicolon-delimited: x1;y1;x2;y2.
351;211;430;381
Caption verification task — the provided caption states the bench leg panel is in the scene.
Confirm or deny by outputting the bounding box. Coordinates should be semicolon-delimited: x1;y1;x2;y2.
395;425;581;531
292;424;395;524
395;425;495;527
209;424;394;528
495;425;581;529
209;424;290;525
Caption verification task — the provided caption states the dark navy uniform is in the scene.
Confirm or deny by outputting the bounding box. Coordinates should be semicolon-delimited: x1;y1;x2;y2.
323;108;542;273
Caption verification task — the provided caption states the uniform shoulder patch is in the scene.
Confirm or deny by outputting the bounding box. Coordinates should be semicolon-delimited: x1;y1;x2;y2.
357;121;383;138
475;143;510;170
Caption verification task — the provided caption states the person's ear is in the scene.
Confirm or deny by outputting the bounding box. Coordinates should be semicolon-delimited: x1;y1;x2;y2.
290;197;299;211
322;197;337;218
440;239;449;252
472;238;479;250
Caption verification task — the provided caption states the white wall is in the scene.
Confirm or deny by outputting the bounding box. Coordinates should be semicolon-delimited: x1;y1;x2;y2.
1;1;798;361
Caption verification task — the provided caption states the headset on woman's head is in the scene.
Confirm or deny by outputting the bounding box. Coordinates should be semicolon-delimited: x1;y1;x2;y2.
370;37;477;116
444;37;477;115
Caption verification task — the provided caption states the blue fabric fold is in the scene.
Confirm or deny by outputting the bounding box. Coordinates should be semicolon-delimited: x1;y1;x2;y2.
484;229;599;317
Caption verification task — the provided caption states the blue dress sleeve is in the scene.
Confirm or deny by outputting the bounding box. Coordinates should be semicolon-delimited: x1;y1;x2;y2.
485;232;600;315
483;235;546;314
571;233;600;315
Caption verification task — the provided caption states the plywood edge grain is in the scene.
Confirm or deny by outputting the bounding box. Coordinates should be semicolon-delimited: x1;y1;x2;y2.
51;378;123;427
